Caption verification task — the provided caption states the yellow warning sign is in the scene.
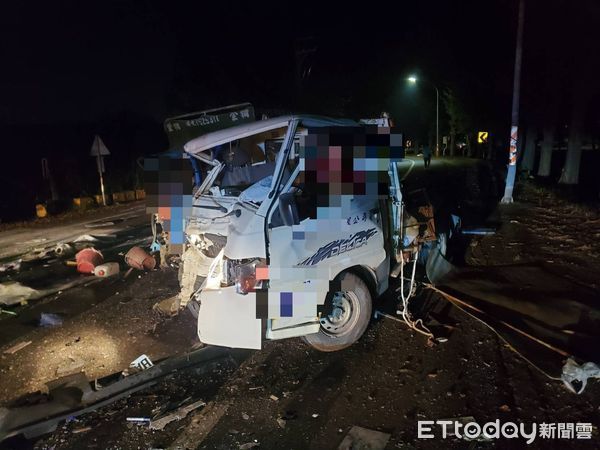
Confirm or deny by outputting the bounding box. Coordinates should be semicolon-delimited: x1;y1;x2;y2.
478;131;489;144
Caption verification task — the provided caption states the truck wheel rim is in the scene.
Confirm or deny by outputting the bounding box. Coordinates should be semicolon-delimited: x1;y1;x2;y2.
320;291;360;336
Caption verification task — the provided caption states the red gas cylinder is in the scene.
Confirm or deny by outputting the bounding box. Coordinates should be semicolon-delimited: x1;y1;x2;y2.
75;248;104;274
125;246;156;271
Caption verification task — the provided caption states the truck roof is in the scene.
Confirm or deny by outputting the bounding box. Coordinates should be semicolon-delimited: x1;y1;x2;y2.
183;115;357;156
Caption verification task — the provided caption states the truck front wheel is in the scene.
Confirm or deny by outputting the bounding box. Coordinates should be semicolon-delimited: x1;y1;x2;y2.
303;272;372;352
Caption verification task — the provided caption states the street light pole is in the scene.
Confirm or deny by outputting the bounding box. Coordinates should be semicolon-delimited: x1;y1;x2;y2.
408;76;439;156
435;85;439;157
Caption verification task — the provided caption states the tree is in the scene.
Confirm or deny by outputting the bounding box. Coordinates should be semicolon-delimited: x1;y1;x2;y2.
537;124;555;177
442;88;470;157
559;83;587;184
520;125;536;173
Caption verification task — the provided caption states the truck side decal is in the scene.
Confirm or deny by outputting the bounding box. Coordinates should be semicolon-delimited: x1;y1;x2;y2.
298;228;378;266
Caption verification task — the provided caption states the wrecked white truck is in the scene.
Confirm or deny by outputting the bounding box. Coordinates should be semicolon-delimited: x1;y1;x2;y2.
150;106;441;351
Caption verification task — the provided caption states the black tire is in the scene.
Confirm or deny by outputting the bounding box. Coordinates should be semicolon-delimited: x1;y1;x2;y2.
303;272;372;352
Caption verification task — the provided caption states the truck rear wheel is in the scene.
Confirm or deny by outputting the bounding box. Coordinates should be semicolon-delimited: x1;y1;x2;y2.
304;272;372;352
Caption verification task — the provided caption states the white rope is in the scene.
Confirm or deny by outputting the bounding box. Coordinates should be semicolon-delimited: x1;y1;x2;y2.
398;248;434;338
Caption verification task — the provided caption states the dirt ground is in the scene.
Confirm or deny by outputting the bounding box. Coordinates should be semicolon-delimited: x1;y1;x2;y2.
2;165;600;449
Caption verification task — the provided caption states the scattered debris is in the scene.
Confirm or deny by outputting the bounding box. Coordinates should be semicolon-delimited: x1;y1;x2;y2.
150;399;206;430
499;404;511;412
276;418;286;429
0;307;17;316
125;246;156;271
242;413;250;420
0;345;232;442
126;417;151;424
337;426;391;450
0;259;21;273
153;295;180;316
0;282;41;306
130;354;154;371
71;426;92;434
3;340;32;355
311;413;319;418
269;394;279;401
239;442;259;449
75;248;104;274
561;358;600;394
39;313;63;327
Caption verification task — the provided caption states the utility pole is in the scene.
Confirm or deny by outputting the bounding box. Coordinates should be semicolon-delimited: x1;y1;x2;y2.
501;0;525;203
435;86;439;157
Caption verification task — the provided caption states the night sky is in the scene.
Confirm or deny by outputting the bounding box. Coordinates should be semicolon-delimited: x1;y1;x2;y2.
1;1;599;218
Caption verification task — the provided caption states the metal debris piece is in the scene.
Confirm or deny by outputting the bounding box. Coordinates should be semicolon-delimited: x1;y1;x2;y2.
3;341;32;355
54;243;74;258
149;399;206;430
127;417;150;424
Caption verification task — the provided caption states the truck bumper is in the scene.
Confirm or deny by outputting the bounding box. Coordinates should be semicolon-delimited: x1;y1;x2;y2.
197;286;262;349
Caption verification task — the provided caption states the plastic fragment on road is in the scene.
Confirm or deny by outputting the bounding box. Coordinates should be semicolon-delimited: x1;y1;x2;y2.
0;282;40;306
561;358;600;394
75;248;104;274
39;313;63;327
130;354;154;371
149;399;206;430
93;262;120;277
337;426;391;450
125;246;156;270
3;341;32;355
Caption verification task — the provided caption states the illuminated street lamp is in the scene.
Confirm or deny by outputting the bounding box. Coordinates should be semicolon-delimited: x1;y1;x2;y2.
407;75;439;156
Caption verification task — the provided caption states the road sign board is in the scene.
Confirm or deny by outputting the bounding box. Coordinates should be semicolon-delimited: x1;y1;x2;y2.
477;131;489;144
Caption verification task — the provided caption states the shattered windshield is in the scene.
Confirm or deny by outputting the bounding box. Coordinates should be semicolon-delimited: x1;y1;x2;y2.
199;126;288;198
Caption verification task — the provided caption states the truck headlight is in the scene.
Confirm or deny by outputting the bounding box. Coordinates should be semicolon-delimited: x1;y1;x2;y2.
232;258;267;295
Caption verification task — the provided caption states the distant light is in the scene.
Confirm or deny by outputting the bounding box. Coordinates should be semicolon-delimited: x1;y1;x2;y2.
407;76;417;83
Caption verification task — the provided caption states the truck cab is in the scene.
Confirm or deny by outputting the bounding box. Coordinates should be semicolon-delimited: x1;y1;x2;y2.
178;115;427;351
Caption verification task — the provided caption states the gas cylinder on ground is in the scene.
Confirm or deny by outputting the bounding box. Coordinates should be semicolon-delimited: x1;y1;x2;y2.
93;262;120;277
75;248;104;274
125;246;156;270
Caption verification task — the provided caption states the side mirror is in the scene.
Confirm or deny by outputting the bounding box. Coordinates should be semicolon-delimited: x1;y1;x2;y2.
278;193;300;226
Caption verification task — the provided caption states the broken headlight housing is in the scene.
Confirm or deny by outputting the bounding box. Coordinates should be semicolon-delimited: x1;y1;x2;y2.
225;258;267;295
